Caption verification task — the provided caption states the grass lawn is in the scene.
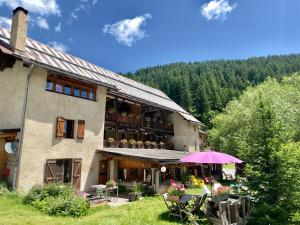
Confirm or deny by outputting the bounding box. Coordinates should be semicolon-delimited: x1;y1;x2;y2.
0;188;207;225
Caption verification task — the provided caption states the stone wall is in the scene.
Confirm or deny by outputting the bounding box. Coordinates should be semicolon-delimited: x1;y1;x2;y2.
17;66;106;192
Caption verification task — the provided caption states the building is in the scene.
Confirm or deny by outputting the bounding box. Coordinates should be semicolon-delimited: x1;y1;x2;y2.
0;7;201;192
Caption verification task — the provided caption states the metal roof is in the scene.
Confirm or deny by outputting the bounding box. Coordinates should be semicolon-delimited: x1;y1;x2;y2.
99;148;186;163
0;26;200;124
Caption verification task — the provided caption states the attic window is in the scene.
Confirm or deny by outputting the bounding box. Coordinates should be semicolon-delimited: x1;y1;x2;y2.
46;74;97;101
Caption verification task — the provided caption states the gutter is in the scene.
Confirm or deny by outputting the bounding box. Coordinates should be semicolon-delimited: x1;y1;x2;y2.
13;63;34;190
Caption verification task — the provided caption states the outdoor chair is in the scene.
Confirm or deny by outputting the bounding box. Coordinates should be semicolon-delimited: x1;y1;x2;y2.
170;179;185;189
187;193;208;215
162;193;184;222
222;171;234;180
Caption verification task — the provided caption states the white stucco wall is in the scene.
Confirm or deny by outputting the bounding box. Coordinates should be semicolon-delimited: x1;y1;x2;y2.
168;113;199;152
0;60;29;129
17;66;106;192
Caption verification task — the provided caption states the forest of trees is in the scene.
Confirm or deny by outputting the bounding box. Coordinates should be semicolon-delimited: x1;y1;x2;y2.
125;54;300;126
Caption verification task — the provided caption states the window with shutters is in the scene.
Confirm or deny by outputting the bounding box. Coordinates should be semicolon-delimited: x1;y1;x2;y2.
56;117;74;139
64;119;74;139
45;158;81;190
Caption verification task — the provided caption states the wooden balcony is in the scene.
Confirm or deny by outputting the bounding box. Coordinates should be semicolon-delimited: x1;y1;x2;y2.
103;140;174;150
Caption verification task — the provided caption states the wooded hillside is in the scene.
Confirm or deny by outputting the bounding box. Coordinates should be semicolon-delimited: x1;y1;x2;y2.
125;54;300;126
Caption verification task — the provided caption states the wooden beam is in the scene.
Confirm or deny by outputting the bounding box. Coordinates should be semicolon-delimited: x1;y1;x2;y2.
0;132;17;138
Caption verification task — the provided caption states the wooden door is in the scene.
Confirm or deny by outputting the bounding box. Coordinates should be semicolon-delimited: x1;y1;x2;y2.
72;159;82;190
0;138;7;179
99;160;108;184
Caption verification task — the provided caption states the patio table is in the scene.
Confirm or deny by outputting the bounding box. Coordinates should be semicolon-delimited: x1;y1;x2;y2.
90;185;119;202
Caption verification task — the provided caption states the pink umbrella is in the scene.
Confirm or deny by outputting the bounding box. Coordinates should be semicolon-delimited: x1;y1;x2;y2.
179;150;243;196
180;150;243;164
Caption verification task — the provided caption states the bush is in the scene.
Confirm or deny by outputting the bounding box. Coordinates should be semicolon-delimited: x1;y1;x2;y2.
34;195;89;217
23;183;89;217
22;185;43;205
0;181;10;196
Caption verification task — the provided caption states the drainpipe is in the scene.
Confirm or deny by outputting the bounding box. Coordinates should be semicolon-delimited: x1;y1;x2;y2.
13;63;34;190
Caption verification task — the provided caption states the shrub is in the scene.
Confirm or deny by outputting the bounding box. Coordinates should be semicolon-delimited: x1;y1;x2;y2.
23;183;89;217
23;185;43;205
0;181;9;196
35;196;89;217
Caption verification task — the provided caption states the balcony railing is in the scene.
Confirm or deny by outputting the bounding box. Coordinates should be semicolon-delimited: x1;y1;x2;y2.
104;140;174;150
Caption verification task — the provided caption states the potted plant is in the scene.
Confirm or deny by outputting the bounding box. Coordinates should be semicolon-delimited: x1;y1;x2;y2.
128;113;135;118
107;137;115;147
213;185;230;202
108;107;116;114
106;179;116;188
167;185;185;202
129;139;136;148
144;117;151;126
144;141;151;149
136;141;143;149
129;182;145;202
120;139;128;148
121;111;127;117
152;141;157;149
158;142;164;149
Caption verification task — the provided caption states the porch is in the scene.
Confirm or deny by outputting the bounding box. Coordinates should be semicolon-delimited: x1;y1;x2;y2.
97;148;187;193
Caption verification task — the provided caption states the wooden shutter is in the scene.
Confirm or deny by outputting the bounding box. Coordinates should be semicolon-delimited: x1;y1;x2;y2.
45;159;56;184
72;159;82;190
56;117;64;138
77;120;85;139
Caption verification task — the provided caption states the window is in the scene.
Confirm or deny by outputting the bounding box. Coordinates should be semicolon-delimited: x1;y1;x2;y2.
64;119;74;139
89;90;95;100
81;89;87;98
55;83;63;93
46;74;97;101
46;80;53;91
64;85;71;95
74;87;80;97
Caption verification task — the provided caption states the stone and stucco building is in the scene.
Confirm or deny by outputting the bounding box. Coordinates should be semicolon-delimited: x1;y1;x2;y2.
0;7;201;192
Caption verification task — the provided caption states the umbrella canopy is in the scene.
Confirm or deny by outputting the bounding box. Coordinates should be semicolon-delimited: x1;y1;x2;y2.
180;150;243;164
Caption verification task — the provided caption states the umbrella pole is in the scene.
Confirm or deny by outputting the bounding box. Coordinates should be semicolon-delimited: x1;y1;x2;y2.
210;164;213;198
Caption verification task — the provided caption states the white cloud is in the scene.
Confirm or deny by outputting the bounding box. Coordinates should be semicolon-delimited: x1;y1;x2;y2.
103;13;152;47
48;41;68;52
0;0;60;16
0;16;11;29
36;17;49;29
54;22;61;32
201;0;236;21
68;0;97;23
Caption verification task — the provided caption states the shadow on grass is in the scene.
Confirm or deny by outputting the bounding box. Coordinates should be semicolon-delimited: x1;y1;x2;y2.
158;211;182;224
158;211;208;224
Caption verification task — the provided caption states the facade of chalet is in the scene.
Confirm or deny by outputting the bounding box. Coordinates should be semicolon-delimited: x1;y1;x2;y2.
0;7;201;192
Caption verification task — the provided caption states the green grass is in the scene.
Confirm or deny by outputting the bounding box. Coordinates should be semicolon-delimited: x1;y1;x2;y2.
222;164;235;170
0;189;207;225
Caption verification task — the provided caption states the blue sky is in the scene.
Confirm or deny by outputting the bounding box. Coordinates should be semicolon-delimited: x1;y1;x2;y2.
0;0;300;72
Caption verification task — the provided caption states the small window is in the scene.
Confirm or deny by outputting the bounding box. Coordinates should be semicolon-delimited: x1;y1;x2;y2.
89;90;95;100
55;84;63;93
64;85;71;95
46;80;53;91
64;120;74;139
74;87;80;97
81;89;87;98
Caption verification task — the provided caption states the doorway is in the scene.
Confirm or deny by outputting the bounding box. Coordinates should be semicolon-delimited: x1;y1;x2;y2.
99;160;108;184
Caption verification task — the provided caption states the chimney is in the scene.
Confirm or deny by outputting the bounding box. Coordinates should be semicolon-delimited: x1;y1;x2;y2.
10;7;28;53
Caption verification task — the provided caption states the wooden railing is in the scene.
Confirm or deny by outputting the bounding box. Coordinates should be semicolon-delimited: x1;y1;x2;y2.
103;140;174;150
